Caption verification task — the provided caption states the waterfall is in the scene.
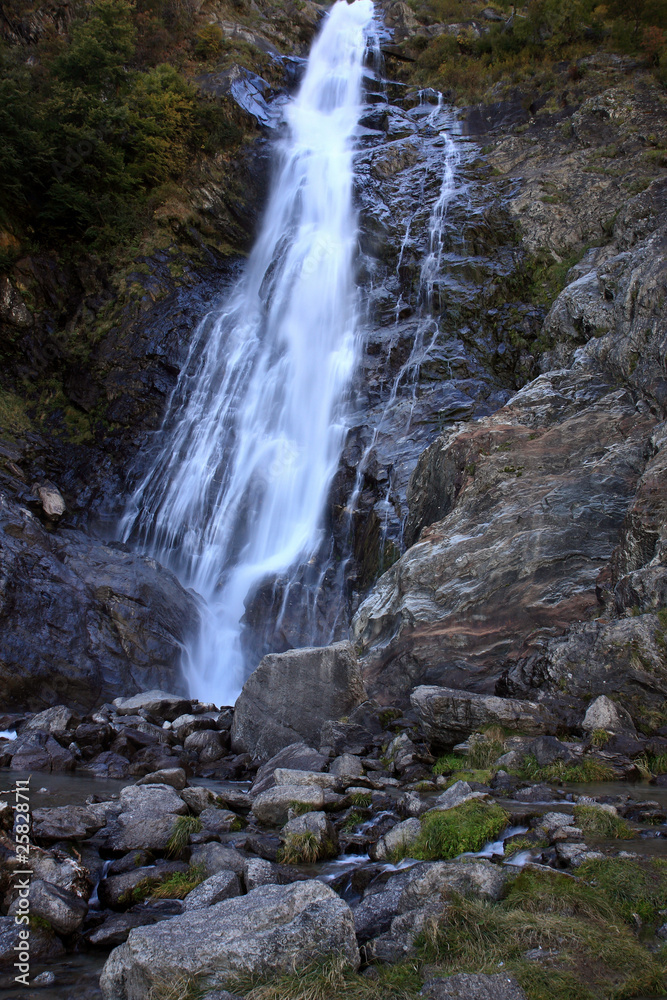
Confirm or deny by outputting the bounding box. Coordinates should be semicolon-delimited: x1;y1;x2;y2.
121;0;376;706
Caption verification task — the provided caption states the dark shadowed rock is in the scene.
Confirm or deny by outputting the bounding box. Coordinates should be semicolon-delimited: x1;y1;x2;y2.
231;642;366;758
8;879;88;934
0;498;198;712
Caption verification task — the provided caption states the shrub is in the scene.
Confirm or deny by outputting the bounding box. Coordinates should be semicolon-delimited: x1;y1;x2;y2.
195;24;224;60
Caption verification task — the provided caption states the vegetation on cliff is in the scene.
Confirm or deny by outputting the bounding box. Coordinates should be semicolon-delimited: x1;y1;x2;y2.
404;0;667;102
0;0;247;267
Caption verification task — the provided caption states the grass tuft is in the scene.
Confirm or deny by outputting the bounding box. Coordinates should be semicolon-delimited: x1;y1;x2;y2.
349;792;372;808
165;815;202;858
573;805;633;840
433;754;467;775
277;831;338;865
289;801;316;816
517;754;615;783
229;955;421;1000
391;800;509;863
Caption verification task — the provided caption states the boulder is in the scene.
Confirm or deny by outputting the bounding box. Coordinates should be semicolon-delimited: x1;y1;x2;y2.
136;768;187;790
100;881;360;999
32;803;109;841
353;860;508;943
251;785;325;826
582;695;636;734
189;844;246;878
411;686;554;748
33;480;66;519
9;731;75;771
0;495;197;712
423;973;528;999
243;858;285;892
251;743;328;795
199;807;240;834
430;780;490;813
181;786;213;814
113;691;192;722
183;871;242;911
184;729;227;762
23;705;76;734
370;818;421;861
0;914;64;968
88;913;160;948
272;769;340;791
231;642;366;758
329;753;364;780
8;879;88;934
106;784;187;852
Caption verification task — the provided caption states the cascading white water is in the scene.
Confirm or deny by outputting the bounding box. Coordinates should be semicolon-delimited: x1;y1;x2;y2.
121;0;376;706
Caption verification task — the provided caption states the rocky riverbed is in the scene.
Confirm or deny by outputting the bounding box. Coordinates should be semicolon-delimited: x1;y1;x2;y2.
2;645;667;999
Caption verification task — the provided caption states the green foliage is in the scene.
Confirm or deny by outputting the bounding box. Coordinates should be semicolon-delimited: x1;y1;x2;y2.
229;955;422;1000
348;792;372;808
0;389;32;438
418;864;667;1000
573;805;633;839
392;800;509;862
121;864;206;905
467;733;506;768
289;801;315;816
342;810;365;832
577;856;667;923
278;831;336;865
590;729;610;747
0;0;242;263
166;815;203;857
517;753;615;783
195;23;224;60
151;865;207;899
433;754;467;775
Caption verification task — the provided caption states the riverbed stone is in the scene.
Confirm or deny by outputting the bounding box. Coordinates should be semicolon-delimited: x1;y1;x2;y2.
88;912;160;948
107;784;187;851
0;914;64;968
430;780;490;813
251;784;325;826
183;870;242;911
411;687;555;748
99;880;360;999
136;767;187;790
8;879;88;934
250;743;328;795
370;818;421;861
189;844;246;877
231;642;366;758
32;802;109;841
98;862;189;910
113;691;192;722
23;705;77;734
423;972;528;999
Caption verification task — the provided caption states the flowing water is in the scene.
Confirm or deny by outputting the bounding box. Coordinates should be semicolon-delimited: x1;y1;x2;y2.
122;0;376;706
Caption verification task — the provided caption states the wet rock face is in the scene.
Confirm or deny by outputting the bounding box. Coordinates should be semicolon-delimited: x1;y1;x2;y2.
354;368;654;704
0;495;197;711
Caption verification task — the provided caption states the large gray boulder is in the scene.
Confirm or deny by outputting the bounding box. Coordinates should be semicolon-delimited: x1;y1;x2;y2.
411;686;555;747
106;784;187;851
251;785;325;827
100;880;359;999
231;641;366;758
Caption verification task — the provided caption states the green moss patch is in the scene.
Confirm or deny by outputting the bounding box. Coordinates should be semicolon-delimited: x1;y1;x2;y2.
392;800;509;862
